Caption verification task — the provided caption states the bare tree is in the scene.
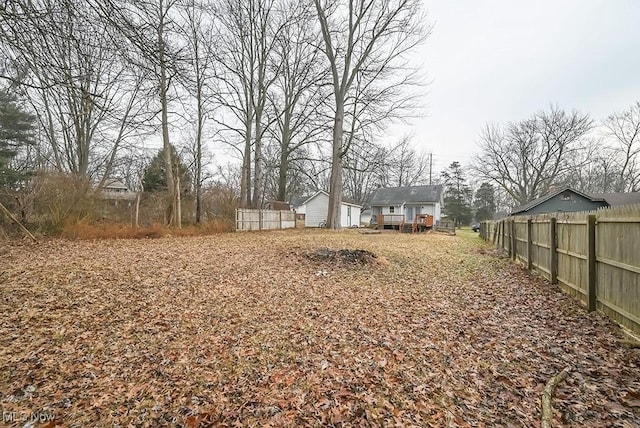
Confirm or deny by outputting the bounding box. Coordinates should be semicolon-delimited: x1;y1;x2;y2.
0;0;148;183
178;0;217;223
268;0;329;202
603;101;640;192
473;106;593;206
381;135;430;187
92;0;185;226
342;138;386;204
313;0;427;229
213;0;283;209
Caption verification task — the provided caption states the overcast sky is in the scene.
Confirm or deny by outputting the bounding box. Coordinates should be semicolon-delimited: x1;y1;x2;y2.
388;0;640;175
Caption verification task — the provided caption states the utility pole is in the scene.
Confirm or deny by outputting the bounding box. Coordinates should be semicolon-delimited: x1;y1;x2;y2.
429;153;433;185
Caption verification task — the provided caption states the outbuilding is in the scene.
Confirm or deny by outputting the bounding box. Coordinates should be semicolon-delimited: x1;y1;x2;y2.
291;190;362;228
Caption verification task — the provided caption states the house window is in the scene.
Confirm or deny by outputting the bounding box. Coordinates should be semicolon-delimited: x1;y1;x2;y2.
561;193;571;201
389;206;395;213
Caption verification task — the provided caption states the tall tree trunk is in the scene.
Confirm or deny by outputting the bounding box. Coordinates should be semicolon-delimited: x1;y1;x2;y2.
240;121;252;208
252;114;263;209
195;82;203;223
277;150;289;202
158;2;176;226
175;171;182;228
277;115;291;201
327;95;344;229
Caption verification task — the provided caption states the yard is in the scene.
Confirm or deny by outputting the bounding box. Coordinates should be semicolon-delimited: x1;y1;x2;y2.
1;229;639;426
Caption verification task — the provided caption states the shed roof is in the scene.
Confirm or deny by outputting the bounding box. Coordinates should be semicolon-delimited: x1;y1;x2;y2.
370;185;443;205
290;190;362;208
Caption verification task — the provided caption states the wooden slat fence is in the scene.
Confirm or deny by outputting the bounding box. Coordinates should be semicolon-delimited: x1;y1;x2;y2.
481;204;640;334
235;209;296;231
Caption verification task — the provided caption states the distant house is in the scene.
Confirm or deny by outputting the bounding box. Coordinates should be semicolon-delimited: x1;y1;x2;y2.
369;185;444;224
99;179;137;203
510;187;640;215
291;190;362;227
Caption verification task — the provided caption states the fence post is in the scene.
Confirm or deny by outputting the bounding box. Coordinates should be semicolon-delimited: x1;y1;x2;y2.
259;209;263;231
492;221;498;244
502;220;506;251
279;210;282;230
527;219;533;270
550;217;557;284
587;214;597;312
511;219;517;260
507;220;512;257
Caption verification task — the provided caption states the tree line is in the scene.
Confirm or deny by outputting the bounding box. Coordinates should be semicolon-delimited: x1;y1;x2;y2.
0;0;429;230
440;102;640;225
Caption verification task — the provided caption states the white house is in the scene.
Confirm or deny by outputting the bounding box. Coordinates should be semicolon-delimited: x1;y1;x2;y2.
369;185;444;224
291;190;362;228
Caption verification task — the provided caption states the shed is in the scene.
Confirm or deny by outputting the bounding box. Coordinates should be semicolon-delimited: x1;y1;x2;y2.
291;190;362;228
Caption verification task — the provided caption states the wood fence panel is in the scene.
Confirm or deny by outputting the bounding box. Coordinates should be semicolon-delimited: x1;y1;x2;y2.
480;208;640;334
596;205;640;332
530;215;552;280
556;214;588;304
236;209;295;231
513;217;528;263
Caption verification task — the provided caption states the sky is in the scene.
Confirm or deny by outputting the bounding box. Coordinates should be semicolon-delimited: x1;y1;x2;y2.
389;0;640;175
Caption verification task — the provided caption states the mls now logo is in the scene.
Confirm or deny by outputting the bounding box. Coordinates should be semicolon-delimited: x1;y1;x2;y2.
2;410;56;423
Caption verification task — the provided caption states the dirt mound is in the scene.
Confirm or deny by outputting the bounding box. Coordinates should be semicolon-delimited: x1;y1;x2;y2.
304;248;377;265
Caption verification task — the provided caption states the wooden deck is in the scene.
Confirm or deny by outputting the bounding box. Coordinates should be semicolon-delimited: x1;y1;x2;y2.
376;214;434;232
376;214;404;229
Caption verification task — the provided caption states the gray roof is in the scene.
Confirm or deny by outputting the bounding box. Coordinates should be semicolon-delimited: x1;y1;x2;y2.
104;179;129;190
589;192;640;206
370;185;443;205
511;187;604;215
290;194;311;208
511;187;640;215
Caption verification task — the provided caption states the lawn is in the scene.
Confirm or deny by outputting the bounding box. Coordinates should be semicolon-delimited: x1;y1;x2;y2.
1;229;639;426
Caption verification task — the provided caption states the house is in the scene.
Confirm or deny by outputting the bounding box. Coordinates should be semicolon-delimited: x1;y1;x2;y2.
291;190;362;227
369;185;444;225
510;187;640;215
99;179;137;202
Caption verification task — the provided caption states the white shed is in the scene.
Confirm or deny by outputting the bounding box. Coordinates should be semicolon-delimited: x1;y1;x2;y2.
292;190;362;228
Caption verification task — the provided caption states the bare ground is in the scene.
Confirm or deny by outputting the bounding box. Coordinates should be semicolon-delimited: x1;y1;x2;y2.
0;229;639;427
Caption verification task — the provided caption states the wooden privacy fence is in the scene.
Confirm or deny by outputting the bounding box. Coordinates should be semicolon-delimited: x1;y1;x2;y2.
235;209;296;231
481;204;640;334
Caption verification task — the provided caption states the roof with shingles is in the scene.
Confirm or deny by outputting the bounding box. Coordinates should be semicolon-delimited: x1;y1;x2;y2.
589;192;640;206
369;185;443;205
511;187;604;215
290;191;362;208
511;187;640;215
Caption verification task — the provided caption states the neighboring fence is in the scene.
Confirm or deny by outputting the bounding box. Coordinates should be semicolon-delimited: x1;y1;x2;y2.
235;209;296;231
434;219;456;234
481;204;640;334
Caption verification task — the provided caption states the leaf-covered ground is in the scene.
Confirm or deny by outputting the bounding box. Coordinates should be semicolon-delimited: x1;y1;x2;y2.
1;229;639;427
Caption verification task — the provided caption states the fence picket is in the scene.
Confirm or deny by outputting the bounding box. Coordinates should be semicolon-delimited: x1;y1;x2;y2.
480;206;640;334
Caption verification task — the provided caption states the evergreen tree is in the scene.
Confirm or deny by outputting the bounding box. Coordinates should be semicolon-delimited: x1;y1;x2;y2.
142;145;191;194
0;90;35;188
441;161;473;226
473;182;496;221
